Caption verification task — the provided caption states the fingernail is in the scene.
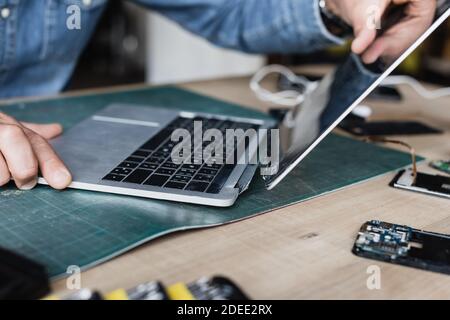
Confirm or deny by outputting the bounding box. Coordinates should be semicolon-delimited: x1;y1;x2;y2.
19;178;38;190
52;169;72;188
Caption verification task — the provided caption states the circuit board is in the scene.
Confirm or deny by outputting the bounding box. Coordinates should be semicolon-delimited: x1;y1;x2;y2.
353;220;450;275
431;160;450;175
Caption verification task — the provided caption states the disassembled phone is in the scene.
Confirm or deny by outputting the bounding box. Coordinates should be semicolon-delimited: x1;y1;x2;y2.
353;220;450;275
390;169;450;199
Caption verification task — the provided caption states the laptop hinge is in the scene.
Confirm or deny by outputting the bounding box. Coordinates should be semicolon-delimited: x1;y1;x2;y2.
236;164;258;194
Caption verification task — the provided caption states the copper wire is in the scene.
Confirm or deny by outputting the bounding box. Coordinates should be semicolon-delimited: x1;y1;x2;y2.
366;136;418;183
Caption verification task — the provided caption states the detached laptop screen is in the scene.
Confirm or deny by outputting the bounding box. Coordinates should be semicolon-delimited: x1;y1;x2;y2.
264;3;450;190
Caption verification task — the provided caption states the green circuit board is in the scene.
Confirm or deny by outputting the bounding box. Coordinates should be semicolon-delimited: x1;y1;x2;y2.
430;160;450;175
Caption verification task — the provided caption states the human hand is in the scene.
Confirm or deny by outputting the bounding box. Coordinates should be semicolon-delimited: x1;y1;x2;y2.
360;0;437;64
0;112;72;190
327;0;437;64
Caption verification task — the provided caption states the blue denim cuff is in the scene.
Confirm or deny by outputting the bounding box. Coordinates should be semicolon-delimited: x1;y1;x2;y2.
351;53;383;78
293;0;346;49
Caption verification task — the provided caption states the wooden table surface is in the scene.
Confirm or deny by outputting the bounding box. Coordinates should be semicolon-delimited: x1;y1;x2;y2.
45;67;450;299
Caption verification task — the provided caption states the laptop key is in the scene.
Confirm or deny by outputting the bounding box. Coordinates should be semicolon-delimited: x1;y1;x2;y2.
164;182;186;190
182;164;201;170
124;169;153;184
156;168;176;176
139;163;158;170
133;150;152;158
171;175;191;183
204;163;223;170
177;168;196;177
162;162;179;169
112;168;133;175
186;181;209;192
199;168;218;176
126;156;145;163
153;151;170;158
119;161;139;169
193;174;214;182
144;174;170;187
146;157;165;165
103;174;125;182
162;141;177;149
140;129;171;150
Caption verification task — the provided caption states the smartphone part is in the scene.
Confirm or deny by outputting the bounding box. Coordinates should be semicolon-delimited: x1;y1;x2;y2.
353;220;450;275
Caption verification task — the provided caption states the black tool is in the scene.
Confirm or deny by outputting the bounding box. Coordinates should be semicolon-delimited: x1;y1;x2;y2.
339;117;442;136
0;246;50;300
187;276;250;300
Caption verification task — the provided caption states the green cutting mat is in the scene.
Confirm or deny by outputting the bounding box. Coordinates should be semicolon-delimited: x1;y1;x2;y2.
0;86;415;278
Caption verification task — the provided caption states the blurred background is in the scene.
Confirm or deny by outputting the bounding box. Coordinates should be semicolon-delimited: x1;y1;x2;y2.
67;1;450;91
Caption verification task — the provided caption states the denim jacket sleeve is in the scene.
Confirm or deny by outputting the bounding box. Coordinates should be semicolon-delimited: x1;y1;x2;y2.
133;0;345;54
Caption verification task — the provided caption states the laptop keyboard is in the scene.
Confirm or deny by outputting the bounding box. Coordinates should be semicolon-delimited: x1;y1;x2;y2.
103;116;260;194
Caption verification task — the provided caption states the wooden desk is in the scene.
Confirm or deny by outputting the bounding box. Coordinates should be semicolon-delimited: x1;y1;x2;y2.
48;70;450;299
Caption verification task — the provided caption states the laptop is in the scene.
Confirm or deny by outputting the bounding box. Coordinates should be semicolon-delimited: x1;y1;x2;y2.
38;4;450;207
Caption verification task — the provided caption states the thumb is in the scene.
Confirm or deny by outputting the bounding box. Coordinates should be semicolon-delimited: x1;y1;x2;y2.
361;36;390;64
352;27;377;55
351;1;389;55
21;122;63;140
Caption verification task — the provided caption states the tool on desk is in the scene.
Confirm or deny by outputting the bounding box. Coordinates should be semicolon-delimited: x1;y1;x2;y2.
63;289;103;300
353;220;450;275
106;281;169;300
0;246;50;300
339;114;442;136
105;276;249;300
430;160;450;175
167;276;249;301
46;282;168;301
47;276;249;300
